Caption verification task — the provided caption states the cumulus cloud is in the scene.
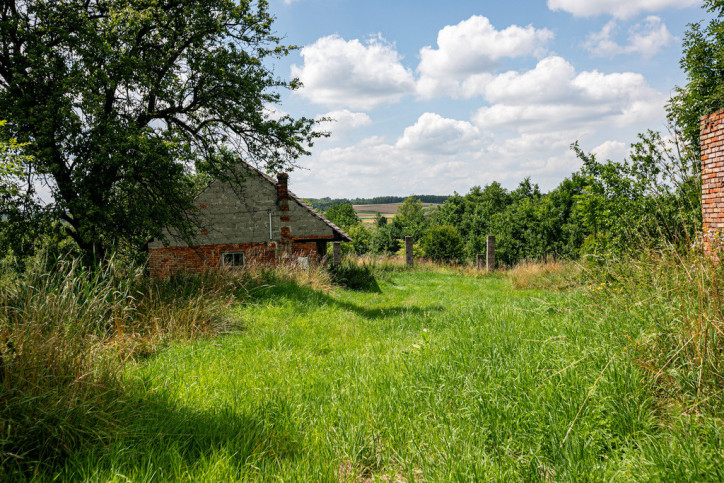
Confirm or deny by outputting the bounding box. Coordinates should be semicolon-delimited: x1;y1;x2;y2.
316;110;372;131
586;16;675;57
472;56;664;132
291;35;415;110
395;113;483;154
313;110;372;141
416;15;553;98
592;140;628;160
547;0;700;19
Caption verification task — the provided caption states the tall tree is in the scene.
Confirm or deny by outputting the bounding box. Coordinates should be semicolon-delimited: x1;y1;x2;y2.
0;0;321;259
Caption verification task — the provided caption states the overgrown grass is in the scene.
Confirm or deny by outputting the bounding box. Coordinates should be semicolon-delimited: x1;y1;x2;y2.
33;254;723;481
579;247;724;416
4;252;724;480
0;255;342;478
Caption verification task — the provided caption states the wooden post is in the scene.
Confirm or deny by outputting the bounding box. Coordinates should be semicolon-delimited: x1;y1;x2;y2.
405;236;413;267
333;241;341;266
486;235;495;272
477;254;484;270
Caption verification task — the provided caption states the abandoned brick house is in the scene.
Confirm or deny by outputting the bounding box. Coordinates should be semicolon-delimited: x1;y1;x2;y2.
148;164;350;278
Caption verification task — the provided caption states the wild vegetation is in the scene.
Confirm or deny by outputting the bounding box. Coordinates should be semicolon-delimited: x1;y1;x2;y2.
1;0;724;479
2;252;723;479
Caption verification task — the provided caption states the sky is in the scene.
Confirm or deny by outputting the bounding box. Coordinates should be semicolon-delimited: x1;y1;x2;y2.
262;0;711;199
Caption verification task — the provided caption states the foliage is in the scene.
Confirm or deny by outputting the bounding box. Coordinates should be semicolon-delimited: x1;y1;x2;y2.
423;130;699;266
345;224;372;255
370;223;401;254
329;257;380;291
0;121;31;204
374;212;388;227
393;196;427;240
0;0;322;260
667;0;724;156
421;225;464;263
324;203;360;229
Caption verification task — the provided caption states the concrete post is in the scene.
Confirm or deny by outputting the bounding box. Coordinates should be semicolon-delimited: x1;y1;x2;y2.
405;236;413;267
486;235;495;272
333;241;341;266
477;254;485;270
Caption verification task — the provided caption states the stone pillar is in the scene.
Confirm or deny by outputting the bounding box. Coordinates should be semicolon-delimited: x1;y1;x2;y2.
405;236;413;267
701;109;724;258
332;241;341;266
477;254;484;270
486;235;495;272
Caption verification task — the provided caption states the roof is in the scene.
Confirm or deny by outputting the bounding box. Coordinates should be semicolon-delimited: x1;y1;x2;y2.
242;163;352;242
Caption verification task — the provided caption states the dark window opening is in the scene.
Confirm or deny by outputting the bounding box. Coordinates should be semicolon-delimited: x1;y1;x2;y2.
222;251;245;267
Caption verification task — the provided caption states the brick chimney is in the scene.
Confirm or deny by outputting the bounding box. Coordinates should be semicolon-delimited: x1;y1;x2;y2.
276;173;290;202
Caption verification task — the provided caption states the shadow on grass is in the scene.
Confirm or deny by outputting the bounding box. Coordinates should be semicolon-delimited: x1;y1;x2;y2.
246;281;444;320
47;385;302;480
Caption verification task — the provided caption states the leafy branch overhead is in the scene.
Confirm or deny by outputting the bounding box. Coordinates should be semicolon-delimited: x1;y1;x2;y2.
0;0;324;258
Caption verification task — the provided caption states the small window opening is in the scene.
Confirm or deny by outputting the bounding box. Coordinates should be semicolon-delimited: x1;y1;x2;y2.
221;251;245;268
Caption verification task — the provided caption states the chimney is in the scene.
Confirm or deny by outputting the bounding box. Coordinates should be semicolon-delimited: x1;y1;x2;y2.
276;173;290;202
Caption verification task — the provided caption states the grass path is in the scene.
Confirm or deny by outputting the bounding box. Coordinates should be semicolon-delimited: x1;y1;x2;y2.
55;271;723;481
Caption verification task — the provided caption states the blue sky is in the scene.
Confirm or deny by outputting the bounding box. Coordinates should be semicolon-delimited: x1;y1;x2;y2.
266;0;709;198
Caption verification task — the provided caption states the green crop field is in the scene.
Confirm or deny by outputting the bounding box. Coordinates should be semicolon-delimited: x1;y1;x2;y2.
51;266;724;481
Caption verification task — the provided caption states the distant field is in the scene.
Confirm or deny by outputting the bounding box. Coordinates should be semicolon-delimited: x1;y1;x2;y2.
353;202;439;223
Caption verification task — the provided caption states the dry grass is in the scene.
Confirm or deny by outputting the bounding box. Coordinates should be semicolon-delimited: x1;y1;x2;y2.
506;259;582;290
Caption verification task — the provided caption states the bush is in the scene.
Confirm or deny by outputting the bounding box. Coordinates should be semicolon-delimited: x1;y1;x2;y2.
422;225;464;263
329;258;380;291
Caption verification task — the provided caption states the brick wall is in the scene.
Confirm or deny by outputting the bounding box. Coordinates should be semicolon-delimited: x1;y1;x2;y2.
149;241;319;278
701;109;724;256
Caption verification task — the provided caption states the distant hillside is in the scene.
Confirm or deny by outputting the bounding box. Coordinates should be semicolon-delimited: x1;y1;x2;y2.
306;195;450;212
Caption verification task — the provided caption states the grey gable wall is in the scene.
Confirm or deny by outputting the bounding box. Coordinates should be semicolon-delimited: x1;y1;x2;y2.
148;165;335;249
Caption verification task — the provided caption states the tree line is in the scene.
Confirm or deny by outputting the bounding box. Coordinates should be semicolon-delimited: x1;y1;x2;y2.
325;131;700;266
307;195;449;212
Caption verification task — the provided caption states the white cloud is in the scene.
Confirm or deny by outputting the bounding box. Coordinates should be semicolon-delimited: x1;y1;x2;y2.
416;15;553;98
547;0;700;19
316;110;372;131
313;110;373;142
472;56;664;132
290;112;591;197
291;35;415;110
586;16;675;57
395;113;483;154
592;140;628;160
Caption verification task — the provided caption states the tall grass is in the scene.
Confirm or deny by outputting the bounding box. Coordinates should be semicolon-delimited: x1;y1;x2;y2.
578;246;724;416
0;258;249;476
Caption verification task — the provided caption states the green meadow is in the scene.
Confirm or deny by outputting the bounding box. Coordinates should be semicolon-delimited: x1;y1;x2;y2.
44;266;723;481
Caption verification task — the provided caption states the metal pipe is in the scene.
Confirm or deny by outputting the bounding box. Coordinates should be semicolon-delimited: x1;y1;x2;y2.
268;209;273;240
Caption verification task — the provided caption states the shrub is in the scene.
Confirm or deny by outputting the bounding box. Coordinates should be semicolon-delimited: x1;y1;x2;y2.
329;257;380;292
422;225;464;263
